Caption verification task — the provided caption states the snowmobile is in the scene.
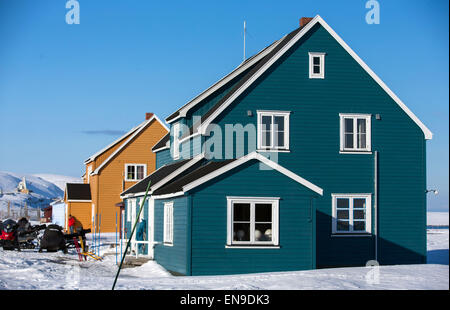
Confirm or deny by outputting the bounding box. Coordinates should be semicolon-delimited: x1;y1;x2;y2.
0;218;47;251
39;224;68;253
0;219;20;251
16;218;47;249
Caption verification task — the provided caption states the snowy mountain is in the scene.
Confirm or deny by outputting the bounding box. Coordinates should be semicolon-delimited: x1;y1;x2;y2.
32;174;82;192
0;171;82;218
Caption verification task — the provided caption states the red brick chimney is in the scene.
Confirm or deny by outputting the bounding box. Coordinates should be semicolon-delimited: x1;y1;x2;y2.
145;112;154;120
300;17;313;28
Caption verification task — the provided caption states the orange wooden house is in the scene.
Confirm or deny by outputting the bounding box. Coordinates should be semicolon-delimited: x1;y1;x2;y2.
64;113;168;233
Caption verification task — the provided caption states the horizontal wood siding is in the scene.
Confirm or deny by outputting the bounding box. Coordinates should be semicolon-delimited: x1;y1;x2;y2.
153;196;189;275
155;148;172;169
190;160;316;275
67;201;92;231
205;23;426;266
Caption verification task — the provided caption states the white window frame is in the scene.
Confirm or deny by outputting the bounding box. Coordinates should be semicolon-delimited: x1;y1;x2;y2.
309;52;325;79
124;164;147;181
172;123;180;160
331;194;372;235
163;202;174;246
257;111;290;151
339;114;372;153
226;197;279;247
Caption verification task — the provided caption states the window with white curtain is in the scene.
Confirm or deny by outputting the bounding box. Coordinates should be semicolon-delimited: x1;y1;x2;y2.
227;197;279;246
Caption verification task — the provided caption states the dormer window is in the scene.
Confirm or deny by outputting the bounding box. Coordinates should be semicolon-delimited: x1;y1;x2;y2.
309;52;325;79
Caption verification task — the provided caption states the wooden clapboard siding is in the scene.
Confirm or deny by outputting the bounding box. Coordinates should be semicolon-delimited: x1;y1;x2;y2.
67;201;92;231
153;196;190;275
155;148;171;169
189;160;317;275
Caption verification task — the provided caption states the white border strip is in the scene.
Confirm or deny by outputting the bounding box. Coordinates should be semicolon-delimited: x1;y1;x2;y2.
182;152;323;195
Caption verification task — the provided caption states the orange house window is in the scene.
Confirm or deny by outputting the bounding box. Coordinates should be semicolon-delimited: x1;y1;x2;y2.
125;164;146;181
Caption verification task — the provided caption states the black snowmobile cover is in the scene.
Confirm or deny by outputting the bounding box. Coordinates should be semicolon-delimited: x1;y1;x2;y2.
40;224;66;251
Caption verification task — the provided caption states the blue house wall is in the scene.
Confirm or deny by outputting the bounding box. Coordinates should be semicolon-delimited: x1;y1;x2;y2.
188;160;318;275
156;148;172;169
153;196;190;275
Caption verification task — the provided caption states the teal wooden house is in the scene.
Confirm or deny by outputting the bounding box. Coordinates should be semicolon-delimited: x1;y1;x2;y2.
120;16;432;276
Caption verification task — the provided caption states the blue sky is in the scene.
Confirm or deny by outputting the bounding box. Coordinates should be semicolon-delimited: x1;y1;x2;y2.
0;0;448;211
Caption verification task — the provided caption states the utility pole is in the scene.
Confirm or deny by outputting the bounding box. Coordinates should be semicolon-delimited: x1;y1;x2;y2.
24;202;28;218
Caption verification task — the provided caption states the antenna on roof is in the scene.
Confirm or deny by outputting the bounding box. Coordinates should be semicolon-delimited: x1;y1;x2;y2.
243;20;246;61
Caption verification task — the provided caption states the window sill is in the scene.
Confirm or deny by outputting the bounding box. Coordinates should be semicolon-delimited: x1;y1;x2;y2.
225;245;280;249
257;149;290;153
163;242;173;247
339;151;372;155
309;76;325;79
331;233;373;238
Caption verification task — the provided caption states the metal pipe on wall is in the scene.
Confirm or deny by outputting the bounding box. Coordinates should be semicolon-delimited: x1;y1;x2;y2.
374;150;378;262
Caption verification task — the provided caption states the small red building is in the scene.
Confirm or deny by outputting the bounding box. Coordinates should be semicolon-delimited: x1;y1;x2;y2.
42;206;52;223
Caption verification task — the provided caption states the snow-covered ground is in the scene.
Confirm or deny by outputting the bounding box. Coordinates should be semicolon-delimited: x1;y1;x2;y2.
0;229;448;290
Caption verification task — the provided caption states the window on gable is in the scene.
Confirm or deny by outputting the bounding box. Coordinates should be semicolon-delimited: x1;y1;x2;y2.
309;52;325;79
340;114;371;153
227;197;279;246
332;194;372;235
163;202;174;245
125;164;146;181
257;111;290;151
